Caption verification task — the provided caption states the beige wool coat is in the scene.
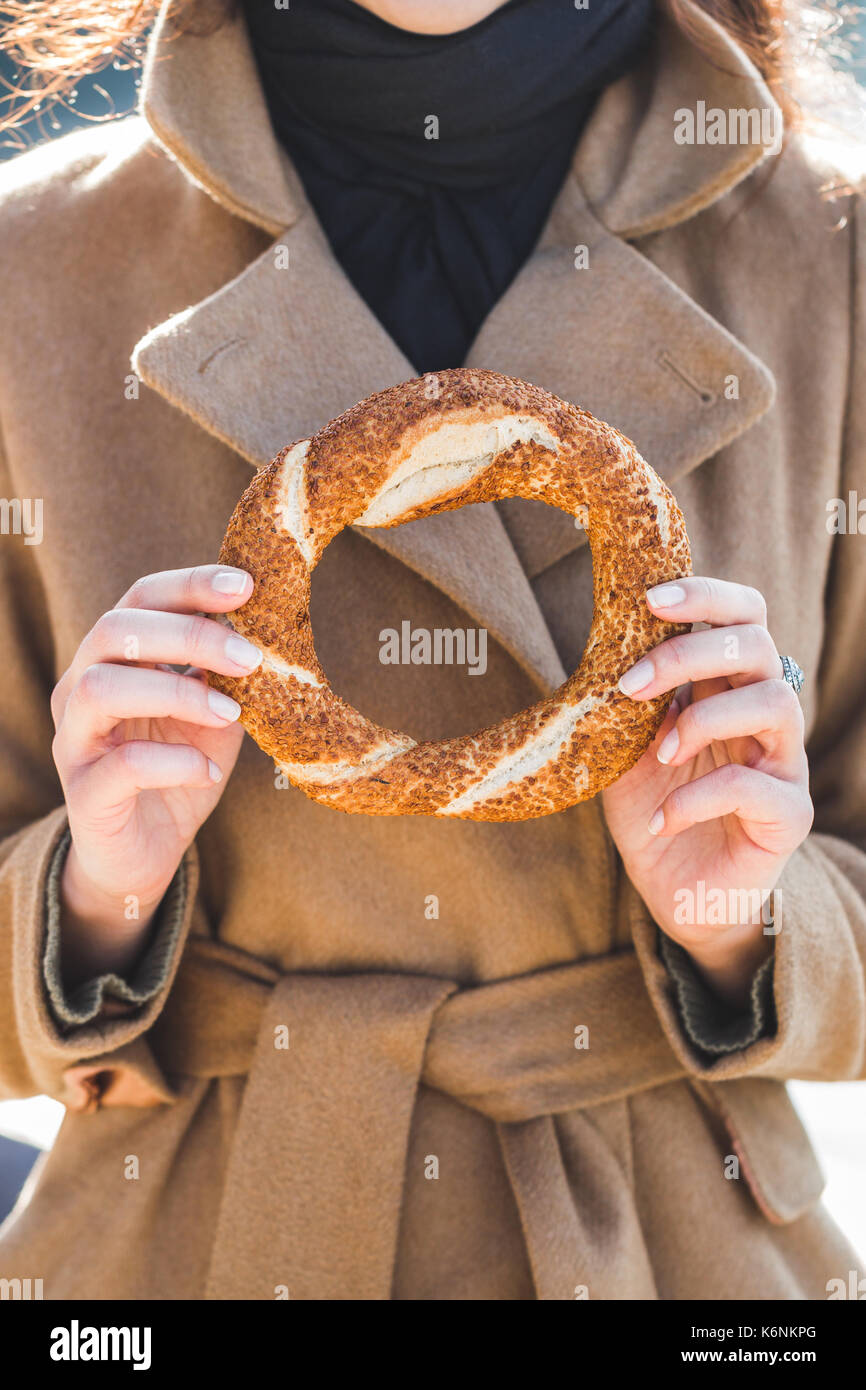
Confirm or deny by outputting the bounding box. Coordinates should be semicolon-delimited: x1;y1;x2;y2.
1;0;865;1300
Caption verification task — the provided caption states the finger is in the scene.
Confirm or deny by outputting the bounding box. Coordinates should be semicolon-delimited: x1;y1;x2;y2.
68;609;261;691
645;575;768;628
55;663;241;766
648;763;814;848
618;624;782;700
648;693;681;749
51;569;255;728
72;740;224;814
116;565;253;616
656;680;806;779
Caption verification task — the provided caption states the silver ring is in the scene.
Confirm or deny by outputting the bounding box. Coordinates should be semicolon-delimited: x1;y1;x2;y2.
779;654;805;696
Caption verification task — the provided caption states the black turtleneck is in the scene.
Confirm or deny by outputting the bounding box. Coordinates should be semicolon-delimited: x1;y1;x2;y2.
243;0;655;374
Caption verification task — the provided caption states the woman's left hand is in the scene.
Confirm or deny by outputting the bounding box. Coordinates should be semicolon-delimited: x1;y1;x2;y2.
601;576;813;1009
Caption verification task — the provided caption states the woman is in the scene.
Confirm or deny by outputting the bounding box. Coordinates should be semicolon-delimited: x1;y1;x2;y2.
0;0;863;1300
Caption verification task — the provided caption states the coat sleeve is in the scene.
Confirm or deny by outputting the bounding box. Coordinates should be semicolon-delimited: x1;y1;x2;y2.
631;189;866;1083
0;426;199;1104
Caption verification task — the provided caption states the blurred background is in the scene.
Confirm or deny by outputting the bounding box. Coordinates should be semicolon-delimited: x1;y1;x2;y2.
0;0;865;1271
0;36;139;162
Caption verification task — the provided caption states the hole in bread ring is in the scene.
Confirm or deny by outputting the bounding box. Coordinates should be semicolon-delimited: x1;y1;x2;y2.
209;368;692;821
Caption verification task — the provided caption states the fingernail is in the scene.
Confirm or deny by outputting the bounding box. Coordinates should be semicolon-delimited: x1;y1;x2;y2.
207;758;223;783
207;689;241;721
657;728;679;764
618;659;654;696
225;634;261;670
647;583;686;607
648;809;665;835
212;570;249;595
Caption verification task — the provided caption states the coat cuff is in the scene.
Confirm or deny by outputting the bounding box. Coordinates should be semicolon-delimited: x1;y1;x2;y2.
657;929;776;1059
629;834;866;1081
42;828;189;1031
0;805;201;1102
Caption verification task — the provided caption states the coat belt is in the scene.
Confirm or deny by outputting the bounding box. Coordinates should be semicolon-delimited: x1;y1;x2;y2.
144;935;687;1299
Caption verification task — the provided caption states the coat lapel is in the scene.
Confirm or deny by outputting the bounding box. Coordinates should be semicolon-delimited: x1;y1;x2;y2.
133;0;780;693
132;211;568;693
468;173;776;575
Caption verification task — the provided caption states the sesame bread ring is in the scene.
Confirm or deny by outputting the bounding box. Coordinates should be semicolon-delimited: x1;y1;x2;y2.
209;368;691;820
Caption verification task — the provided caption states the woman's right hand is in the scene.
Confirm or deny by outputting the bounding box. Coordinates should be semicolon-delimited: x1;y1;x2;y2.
51;565;261;984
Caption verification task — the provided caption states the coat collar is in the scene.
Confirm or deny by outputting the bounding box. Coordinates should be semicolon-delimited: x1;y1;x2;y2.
134;0;779;694
141;0;780;244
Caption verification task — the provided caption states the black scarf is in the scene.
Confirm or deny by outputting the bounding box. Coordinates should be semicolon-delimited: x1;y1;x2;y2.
243;0;655;373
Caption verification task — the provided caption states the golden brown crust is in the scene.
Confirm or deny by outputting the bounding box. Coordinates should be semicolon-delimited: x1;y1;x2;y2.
209;368;692;820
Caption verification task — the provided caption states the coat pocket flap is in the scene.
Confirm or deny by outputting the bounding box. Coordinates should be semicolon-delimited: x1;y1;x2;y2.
694;1077;826;1225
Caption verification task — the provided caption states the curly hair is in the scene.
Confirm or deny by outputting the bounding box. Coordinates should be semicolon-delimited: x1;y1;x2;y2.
0;1;226;145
